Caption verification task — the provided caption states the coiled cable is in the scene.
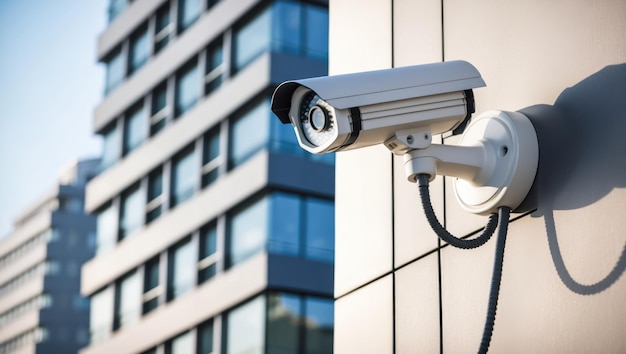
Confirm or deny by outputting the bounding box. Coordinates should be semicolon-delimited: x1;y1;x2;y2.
416;174;511;354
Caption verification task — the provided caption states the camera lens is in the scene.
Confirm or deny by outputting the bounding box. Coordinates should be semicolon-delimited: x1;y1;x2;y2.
309;106;328;132
300;91;335;147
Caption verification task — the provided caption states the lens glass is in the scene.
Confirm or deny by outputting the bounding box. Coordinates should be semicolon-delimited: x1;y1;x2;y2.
299;92;335;147
309;106;327;132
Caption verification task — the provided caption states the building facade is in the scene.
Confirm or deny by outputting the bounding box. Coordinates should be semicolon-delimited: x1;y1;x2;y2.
0;159;98;354
81;0;334;353
329;0;626;353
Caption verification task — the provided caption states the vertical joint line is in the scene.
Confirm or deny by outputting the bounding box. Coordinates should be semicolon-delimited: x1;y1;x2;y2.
391;0;395;68
441;0;445;62
391;1;396;353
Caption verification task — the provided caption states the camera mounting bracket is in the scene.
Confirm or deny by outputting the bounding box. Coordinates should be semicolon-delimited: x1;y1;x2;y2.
402;110;538;215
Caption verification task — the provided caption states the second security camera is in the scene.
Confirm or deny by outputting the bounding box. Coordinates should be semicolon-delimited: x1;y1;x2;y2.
271;61;486;154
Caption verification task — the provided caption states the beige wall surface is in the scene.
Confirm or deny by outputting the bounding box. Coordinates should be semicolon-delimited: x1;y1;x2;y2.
332;0;626;352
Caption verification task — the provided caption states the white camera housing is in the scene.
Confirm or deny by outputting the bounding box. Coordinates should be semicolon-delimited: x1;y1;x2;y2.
271;61;486;154
271;61;539;214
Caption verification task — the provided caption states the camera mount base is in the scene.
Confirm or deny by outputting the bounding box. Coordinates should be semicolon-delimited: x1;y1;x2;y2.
403;110;538;215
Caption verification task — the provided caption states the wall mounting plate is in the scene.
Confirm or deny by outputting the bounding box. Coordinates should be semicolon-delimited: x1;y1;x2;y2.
454;110;539;215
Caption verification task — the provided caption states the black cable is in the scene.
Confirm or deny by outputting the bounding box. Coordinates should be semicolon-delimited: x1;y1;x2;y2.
478;206;510;354
416;174;511;354
417;174;498;249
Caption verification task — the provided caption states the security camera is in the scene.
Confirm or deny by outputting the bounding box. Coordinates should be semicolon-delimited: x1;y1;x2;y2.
271;61;538;215
271;61;486;154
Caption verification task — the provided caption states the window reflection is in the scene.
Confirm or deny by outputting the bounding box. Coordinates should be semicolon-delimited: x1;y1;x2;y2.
205;39;225;96
196;320;214;354
142;257;160;314
224;293;333;354
229;99;270;167
146;167;164;223
150;81;169;136
114;271;141;330
269;194;300;256
129;24;149;75
228;193;334;267
304;297;334;354
155;4;172;54
305;198;334;263
167;239;194;300
96;203;117;255
233;1;329;72
166;331;192;354
90;287;114;343
198;223;218;283
108;0;127;23
233;8;270;71
123;101;147;155
119;184;143;240
202;127;221;188
271;1;302;54
225;296;265;354
229;198;268;267
267;293;301;353
178;0;201;33
175;59;200;118
105;47;125;95
170;146;197;208
100;122;120;172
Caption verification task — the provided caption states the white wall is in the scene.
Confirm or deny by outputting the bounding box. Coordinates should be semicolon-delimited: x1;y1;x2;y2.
332;0;626;352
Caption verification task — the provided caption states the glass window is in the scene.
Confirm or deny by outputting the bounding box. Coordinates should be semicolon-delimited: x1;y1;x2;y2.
228;197;268;267
146;167;164;223
100;122;120;171
108;0;127;23
123;101;147;155
114;271;141;330
155;4;172;54
96;203;117;255
269;193;301;256
90;287;114;343
267;293;302;353
304;297;334;354
105;47;125;95
178;0;201;33
166;331;192;354
167;239;194;300
305;5;329;60
305;198;334;263
175;58;200;118
205;39;224;95
129;24;150;75
197;320;214;354
142;257;160;314
225;296;265;354
233;7;270;71
170;145;197;207
119;184;143;240
229;99;270;167
271;1;302;54
198;223;217;283
202;127;221;187
150;81;169;136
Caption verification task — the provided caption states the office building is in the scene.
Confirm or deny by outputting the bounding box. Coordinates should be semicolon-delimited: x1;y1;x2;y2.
0;159;98;354
81;0;334;353
328;0;626;353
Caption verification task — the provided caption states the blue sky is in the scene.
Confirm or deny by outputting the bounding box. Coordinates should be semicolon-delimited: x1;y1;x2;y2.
0;0;107;237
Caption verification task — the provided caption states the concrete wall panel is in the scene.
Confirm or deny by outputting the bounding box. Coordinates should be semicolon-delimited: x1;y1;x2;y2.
330;0;394;297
